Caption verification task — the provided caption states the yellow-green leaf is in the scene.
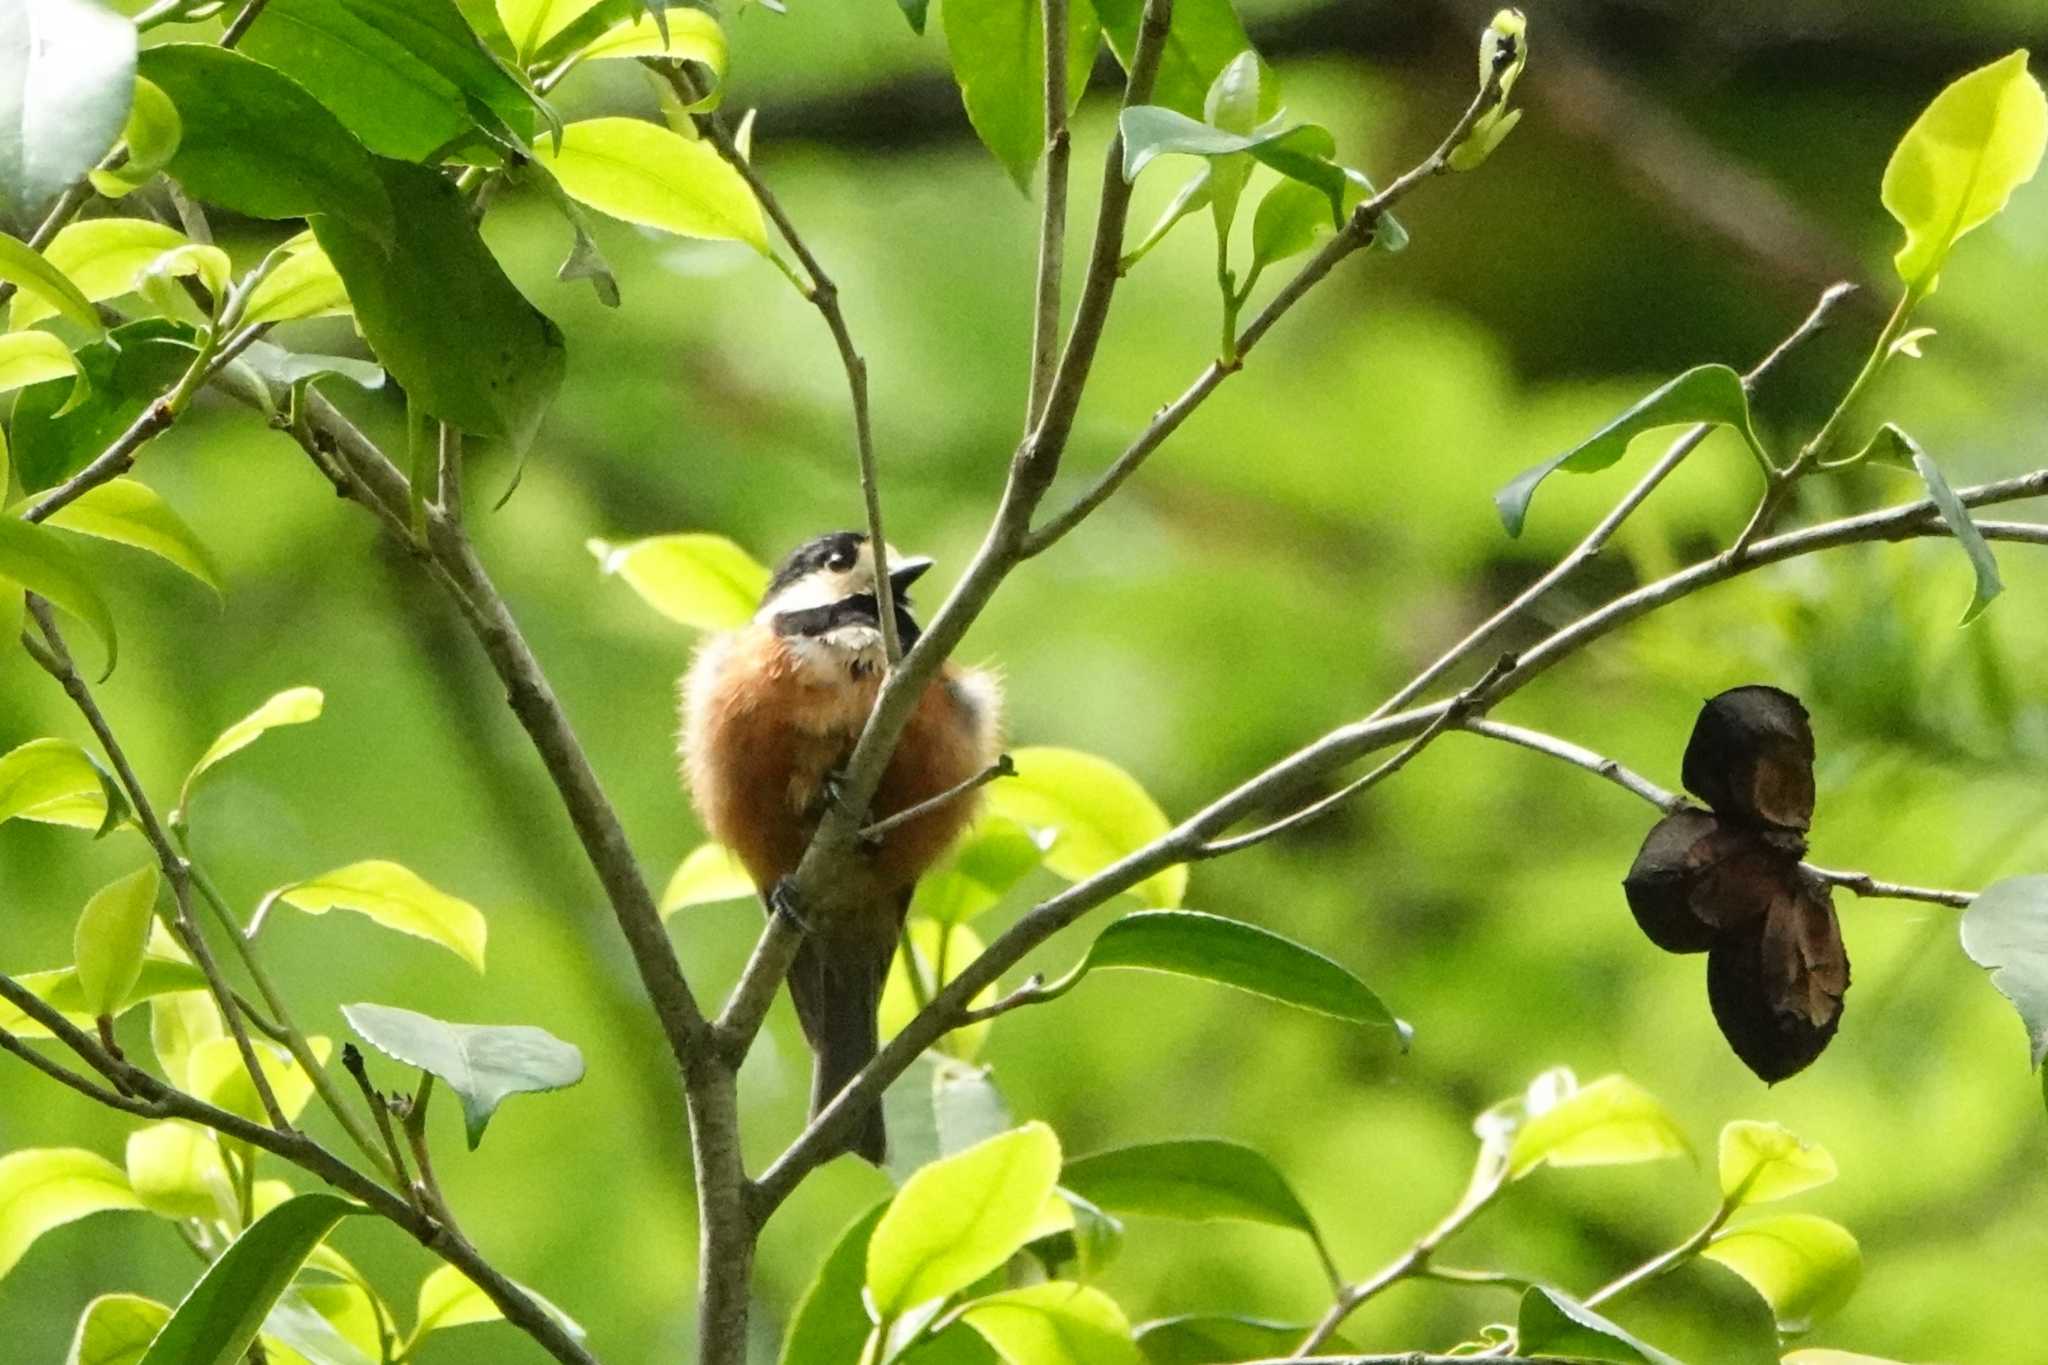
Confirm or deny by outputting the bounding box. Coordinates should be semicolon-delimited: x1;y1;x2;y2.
7;218;187;331
868;1122;1063;1315
190;1035;332;1124
1703;1214;1862;1334
985;747;1185;908
240;243;350;326
151;988;223;1092
497;0;606;63
89;76;182;199
589;533;767;631
0;330;79;394
137;242;232;317
0;514;118;674
910;816;1049;925
73;863;162;1016
881;918;998;1061
571;8;725;111
0;737;117;831
1719;1120;1837;1207
39;478;222;591
1506;1073;1689;1178
535;118;769;254
0;231;106;338
274;860;487;971
0;959;207;1041
414;1264;502;1337
659;842;756;916
66;1293;171;1365
1882;50;2048;291
180;686;324;807
125;1122;232;1222
0;1148;143;1281
960;1282;1143;1365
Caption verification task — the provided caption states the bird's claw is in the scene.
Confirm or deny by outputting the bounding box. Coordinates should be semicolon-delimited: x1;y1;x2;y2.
768;878;813;934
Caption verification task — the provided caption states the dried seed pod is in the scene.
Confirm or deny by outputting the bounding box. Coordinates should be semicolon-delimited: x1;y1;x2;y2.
1706;874;1849;1082
1623;807;1780;952
1681;685;1816;834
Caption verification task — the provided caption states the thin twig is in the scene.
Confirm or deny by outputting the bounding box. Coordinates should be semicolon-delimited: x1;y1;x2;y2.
220;0;273;48
1026;0;1073;425
859;754;1014;842
342;1046;417;1212
0;1026;160;1114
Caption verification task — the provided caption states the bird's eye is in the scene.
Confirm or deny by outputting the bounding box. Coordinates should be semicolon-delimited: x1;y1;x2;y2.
828;548;856;571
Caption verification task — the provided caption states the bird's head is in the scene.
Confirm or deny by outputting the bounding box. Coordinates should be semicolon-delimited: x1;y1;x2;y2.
756;531;933;655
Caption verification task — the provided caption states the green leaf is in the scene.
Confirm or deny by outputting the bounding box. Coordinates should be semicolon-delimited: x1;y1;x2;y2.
138;46;394;247
1719;1120;1837;1207
180;685;324;807
1703;1214;1862;1333
241;0;533;163
944;0;1101;190
1094;0;1253;119
150;988;223;1092
589;532;769;630
499;0;607;63
240;244;351;325
1134;1315;1351;1364
910;816;1049;924
959;1283;1143;1365
190;1035;332;1124
1505;1073;1689;1178
1516;1287;1682;1365
1121;167;1212;272
0;0;136;223
1446;11;1529;172
135;242;232;319
0;737;128;833
883;1054;1014;1183
138;1193;360;1365
534;117;768;252
660;842;757;915
1870;425;2003;622
1061;909;1406;1039
273;860;488;971
523;159;621;306
65;1293;171;1365
6;223;188;331
0;331;79;400
867;1122;1063;1315
882;919;999;1061
313;157;564;448
1249;176;1331;270
984;746;1185;908
125;1122;232;1223
233;339;385;392
9;318;196;492
0;958;208;1041
342;1001;586;1148
88;76;181;199
0;513;117;674
1494;363;1765;536
781;1201;889;1365
0;231;107;338
1882;50;2047;292
38;478;222;592
262;1293;379;1365
1059;1140;1330;1267
568;8;727;101
413;1264;501;1337
73;863;161;1017
0;1148;142;1282
1960;875;2048;1068
1032;1187;1124;1282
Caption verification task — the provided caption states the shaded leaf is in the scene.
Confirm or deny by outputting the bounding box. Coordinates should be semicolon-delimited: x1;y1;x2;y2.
0;0;136;223
1959;875;2048;1069
780;1200;889;1365
0;1148;142;1282
883;1054;1013;1184
180;685;324;807
73;864;161;1017
190;1036;332;1125
535;117;768;253
1134;1314;1350;1364
261;1293;377;1365
65;1293;170;1365
1720;1120;1837;1207
660;842;757;915
959;1282;1143;1365
88;76;181;199
984;746;1185;908
233;339;385;392
882;919;998;1062
945;0;1101;189
342;1001;585;1148
1495;363;1764;537
7;318;194;492
1703;1214;1862;1334
867;1122;1062;1315
0;513;117;674
1094;0;1253;119
274;860;488;972
1506;1073;1689;1178
40;477;223;591
910;817;1049;924
1121;167;1212;272
1879;427;2003;623
589;532;768;630
138;1193;360;1365
1517;1287;1683;1365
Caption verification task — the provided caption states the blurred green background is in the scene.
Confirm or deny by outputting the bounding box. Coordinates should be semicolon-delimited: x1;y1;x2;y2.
7;0;2048;1360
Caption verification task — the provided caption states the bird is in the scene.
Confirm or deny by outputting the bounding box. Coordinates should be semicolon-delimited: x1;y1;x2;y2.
679;531;1003;1163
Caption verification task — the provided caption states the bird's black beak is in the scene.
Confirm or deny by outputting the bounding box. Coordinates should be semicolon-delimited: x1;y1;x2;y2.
889;557;935;592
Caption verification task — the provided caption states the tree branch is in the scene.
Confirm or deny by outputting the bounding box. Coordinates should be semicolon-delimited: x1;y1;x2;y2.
1027;0;1073;426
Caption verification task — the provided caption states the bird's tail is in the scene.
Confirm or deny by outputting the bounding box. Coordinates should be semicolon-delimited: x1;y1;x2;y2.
790;935;889;1165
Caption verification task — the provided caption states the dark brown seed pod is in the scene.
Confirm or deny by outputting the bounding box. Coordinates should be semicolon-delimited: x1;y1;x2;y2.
1623;807;1782;953
1681;685;1816;834
1705;873;1848;1082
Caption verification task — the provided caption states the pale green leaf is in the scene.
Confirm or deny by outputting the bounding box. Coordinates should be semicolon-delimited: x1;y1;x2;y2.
960;1283;1143;1365
7;218;187;331
342;1002;585;1148
0;330;79;395
125;1122;233;1223
0;959;207;1041
414;1264;502;1337
180;686;325;807
137;242;233;317
1506;1073;1689;1178
138;1193;361;1365
1782;1352;1911;1365
1133;1314;1355;1364
66;1294;171;1365
274;861;488;972
1703;1214;1862;1333
0;1148;142;1282
0;736;123;832
984;746;1185;907
909;816;1049;924
241;245;351;326
589;532;768;630
261;1292;378;1365
73;863;161;1016
1882;50;2047;291
1516;1287;1682;1365
0;0;136;222
571;8;726;111
89;76;181;198
499;0;607;63
151;987;224;1091
780;1202;889;1365
190;1035;333;1125
0;516;116;670
1121;167;1213;273
881;918;998;1061
867;1122;1062;1315
40;477;223;591
0;231;106;339
660;842;757;916
1719;1120;1838;1207
535;117;769;253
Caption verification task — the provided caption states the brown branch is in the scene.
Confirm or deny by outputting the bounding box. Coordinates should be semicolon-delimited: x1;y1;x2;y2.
1027;0;1074;425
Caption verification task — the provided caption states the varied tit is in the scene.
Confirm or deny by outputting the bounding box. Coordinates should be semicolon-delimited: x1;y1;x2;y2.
679;531;1003;1163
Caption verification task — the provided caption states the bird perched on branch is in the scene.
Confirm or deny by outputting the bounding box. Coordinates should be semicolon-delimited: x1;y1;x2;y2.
680;531;1002;1163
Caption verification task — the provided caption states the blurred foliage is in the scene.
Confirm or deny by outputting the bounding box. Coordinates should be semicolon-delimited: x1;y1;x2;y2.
6;0;2048;1361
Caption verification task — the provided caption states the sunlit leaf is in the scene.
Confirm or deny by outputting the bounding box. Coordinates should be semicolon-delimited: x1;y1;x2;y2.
273;860;488;972
65;1293;170;1365
89;76;181;199
414;1264;502;1337
1516;1287;1682;1365
125;1122;232;1223
0;514;117;674
945;0;1101;189
867;1122;1062;1315
0;1148;142;1282
342;1001;585;1148
0;958;205;1040
1960;875;2048;1068
40;478;223;592
7;219;187;331
73;863;162;1017
499;0;607;63
138;1193;361;1365
910;817;1049;924
569;8;727;110
984;746;1185;908
535;117;769;253
190;1036;333;1125
1506;1073;1689;1178
0;737;125;833
882;919;998;1061
180;686;324;808
1495;363;1765;536
241;245;351;325
660;842;757;915
0;331;80;399
0;231;106;339
1782;1352;1911;1364
151;988;223;1092
1882;50;2047;291
589;533;768;630
0;0;136;222
959;1282;1143;1365
1720;1120;1837;1207
1703;1214;1862;1333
